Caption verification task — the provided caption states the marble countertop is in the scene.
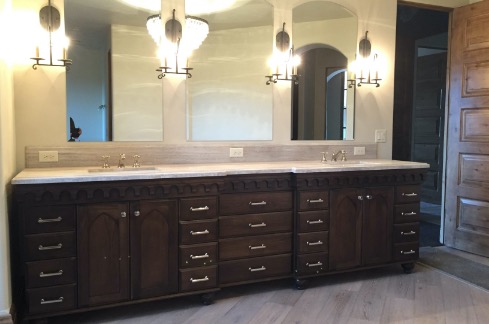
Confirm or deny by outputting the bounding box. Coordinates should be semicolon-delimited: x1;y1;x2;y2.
11;159;429;185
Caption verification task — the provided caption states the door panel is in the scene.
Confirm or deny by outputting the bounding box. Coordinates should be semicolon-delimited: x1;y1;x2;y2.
445;1;489;256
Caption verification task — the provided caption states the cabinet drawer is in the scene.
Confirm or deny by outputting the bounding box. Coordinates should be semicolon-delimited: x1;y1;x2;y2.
395;185;421;203
297;191;329;211
394;204;420;223
297;211;329;233
219;211;293;238
296;252;329;276
393;243;419;261
179;266;217;292
393;223;420;243
26;258;76;289
219;254;292;285
27;284;76;314
219;233;292;261
180;197;218;221
297;232;329;254
25;232;76;261
220;191;293;215
180;243;217;268
23;205;75;234
180;220;218;244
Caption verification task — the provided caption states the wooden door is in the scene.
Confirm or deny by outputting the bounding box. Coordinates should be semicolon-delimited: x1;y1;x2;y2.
329;188;362;270
445;1;489;256
362;187;394;266
130;200;178;299
412;51;446;204
77;203;130;306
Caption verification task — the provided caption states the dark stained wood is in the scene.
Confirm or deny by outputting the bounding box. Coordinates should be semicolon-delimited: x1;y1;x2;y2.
77;203;130;307
297;210;329;233
26;258;76;289
130;200;178;299
24;232;76;261
393;242;419;261
362;187;394;266
394;204;420;223
393;223;420;244
179;243;218;269
179;197;218;221
297;191;329;211
445;1;489;257
219;211;293;238
220;191;293;216
295;252;329;276
26;284;76;315
22;205;75;234
296;231;329;254
179;219;218;244
179;266;218;292
329;188;363;270
219;233;292;261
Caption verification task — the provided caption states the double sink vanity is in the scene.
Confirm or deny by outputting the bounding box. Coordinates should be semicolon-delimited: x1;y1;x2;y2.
10;158;428;322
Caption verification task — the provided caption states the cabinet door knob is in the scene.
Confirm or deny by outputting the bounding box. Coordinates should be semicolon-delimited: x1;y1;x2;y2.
357;196;364;200
121;211;127;218
366;195;373;200
134;210;140;217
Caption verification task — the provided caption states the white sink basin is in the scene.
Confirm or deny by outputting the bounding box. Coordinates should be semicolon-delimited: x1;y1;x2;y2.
88;166;157;173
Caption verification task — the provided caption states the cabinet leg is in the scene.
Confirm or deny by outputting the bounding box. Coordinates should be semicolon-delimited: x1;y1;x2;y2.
200;292;215;305
295;278;309;290
401;262;415;274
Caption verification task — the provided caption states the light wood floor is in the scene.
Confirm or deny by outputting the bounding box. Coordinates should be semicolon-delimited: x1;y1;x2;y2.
49;259;489;324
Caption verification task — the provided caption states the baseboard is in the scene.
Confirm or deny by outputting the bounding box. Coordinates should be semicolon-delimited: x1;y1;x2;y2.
0;310;13;324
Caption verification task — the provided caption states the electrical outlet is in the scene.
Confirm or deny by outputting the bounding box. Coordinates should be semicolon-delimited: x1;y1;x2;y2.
375;129;387;143
353;146;366;155
39;151;59;162
229;147;244;158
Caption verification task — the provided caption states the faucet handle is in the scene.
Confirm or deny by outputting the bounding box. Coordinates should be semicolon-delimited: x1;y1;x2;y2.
341;150;347;161
133;155;141;168
101;155;110;168
320;152;328;163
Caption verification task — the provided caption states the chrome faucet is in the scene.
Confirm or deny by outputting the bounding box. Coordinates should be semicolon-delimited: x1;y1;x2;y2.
331;150;347;162
118;154;126;168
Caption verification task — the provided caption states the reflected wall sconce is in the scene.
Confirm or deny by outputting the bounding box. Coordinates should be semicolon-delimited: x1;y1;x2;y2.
31;0;72;70
266;23;300;85
347;31;381;88
148;9;209;78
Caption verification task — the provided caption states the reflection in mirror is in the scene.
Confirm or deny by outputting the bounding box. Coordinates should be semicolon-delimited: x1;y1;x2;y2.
291;1;357;140
187;0;273;141
65;0;163;142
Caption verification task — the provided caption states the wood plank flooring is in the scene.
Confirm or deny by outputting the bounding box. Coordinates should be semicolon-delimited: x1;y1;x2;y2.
49;262;489;324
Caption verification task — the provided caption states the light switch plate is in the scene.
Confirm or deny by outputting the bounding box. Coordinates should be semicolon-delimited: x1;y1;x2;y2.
375;129;387;143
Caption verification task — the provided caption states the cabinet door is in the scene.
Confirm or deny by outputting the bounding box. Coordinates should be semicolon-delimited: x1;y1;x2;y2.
130;200;178;299
362;187;394;266
78;203;130;307
329;188;362;270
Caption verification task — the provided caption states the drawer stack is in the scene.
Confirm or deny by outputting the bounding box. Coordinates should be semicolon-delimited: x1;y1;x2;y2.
393;185;421;263
22;205;77;315
218;191;293;285
294;191;330;277
178;197;219;293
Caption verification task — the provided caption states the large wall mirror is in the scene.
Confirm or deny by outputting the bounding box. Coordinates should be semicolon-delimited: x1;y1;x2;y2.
291;1;357;140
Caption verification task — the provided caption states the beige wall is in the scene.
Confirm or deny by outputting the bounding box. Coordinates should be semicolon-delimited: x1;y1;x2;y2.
0;0;15;318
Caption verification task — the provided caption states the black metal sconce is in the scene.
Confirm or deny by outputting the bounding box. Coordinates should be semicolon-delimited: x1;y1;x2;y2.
265;23;299;85
347;31;381;88
31;0;72;70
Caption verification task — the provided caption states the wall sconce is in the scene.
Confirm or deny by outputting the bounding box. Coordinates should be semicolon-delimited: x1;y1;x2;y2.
148;9;209;79
266;23;300;85
31;0;72;70
347;31;381;88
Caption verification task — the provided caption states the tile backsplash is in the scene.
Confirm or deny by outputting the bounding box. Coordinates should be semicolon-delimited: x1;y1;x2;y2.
25;143;377;168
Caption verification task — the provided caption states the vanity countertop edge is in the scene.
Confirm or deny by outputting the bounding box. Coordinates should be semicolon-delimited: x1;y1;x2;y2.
11;159;430;185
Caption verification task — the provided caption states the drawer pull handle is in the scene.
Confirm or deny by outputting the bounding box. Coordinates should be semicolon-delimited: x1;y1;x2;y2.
190;253;209;260
249;222;267;228
249;244;267;250
306;262;323;268
39;270;63;278
306;219;323;225
402;193;418;197
401;250;416;255
38;217;62;224
190;230;209;236
307;240;323;246
249;266;266;272
307;198;324;204
38;243;62;251
401;212;417;216
190;206;210;212
401;231;416;236
249;201;267;206
190;276;209;283
40;297;64;305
